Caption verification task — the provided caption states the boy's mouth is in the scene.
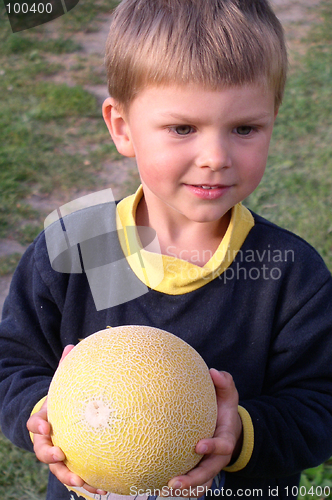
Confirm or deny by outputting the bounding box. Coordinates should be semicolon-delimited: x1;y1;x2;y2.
189;184;228;189
185;183;231;200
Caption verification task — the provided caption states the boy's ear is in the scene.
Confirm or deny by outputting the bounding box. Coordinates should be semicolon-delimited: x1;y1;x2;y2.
102;98;135;158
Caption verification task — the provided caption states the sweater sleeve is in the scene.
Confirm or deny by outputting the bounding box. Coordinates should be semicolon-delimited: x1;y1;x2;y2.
0;237;65;452
237;263;332;478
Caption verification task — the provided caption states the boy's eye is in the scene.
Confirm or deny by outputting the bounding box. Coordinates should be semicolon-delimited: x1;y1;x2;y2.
173;125;193;135
236;126;253;136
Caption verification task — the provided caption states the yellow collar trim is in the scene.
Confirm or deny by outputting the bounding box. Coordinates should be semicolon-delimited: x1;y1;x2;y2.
116;185;254;295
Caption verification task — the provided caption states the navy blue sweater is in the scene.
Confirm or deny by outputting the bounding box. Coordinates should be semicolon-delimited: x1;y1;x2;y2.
1;210;332;500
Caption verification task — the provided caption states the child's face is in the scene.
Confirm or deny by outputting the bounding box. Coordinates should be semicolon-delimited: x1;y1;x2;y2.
106;83;277;226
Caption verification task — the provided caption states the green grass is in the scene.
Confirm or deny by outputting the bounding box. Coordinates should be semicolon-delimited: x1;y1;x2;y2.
0;1;120;492
300;462;332;500
0;254;22;276
245;1;332;271
0;431;48;500
0;0;121;244
247;6;332;488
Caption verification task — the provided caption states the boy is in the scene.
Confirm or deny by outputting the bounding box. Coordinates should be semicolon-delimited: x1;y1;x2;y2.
1;0;332;499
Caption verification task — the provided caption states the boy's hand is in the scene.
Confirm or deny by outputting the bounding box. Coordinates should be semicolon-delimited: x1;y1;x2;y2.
26;345;107;496
167;369;242;498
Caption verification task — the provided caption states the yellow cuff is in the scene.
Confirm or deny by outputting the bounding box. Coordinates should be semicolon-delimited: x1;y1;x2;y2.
29;395;48;443
224;406;254;472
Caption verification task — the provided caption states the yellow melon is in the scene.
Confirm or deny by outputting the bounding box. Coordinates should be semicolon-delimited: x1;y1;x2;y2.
47;325;217;495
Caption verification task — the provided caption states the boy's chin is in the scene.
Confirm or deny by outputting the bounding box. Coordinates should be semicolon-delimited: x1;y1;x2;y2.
178;209;231;225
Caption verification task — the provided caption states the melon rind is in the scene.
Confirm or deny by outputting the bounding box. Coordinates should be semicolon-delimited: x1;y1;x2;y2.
47;325;217;495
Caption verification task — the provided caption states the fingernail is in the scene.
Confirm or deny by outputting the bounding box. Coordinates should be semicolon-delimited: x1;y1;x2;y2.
198;444;208;454
70;479;81;487
70;475;82;487
38;425;46;435
52;447;64;461
97;490;107;495
170;481;182;489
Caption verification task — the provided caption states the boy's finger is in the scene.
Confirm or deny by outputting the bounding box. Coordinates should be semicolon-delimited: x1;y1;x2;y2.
49;461;84;488
196;434;236;457
210;369;234;392
168;454;225;493
210;369;239;406
33;434;65;463
26;395;49;433
48;462;106;495
59;344;75;364
27;411;50;436
183;480;212;498
83;483;108;495
164;479;212;498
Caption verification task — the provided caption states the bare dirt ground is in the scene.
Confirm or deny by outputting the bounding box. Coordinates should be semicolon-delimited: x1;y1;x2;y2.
0;0;324;315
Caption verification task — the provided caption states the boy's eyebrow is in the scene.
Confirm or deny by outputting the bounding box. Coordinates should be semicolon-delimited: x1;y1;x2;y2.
159;112;202;122
159;111;273;123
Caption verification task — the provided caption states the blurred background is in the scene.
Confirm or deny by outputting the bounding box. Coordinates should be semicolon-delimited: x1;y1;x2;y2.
0;0;331;498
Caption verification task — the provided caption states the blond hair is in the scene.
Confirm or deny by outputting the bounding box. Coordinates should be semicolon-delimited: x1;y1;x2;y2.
105;0;287;110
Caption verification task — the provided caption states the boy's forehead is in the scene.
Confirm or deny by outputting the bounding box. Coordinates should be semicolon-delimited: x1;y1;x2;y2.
127;82;276;115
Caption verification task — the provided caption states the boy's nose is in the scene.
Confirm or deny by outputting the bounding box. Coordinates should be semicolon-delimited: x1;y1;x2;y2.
195;137;232;171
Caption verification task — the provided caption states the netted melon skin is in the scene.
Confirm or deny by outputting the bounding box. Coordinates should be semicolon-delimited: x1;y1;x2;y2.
47;325;217;495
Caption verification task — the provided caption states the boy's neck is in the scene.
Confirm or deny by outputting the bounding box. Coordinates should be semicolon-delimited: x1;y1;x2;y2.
135;194;231;267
